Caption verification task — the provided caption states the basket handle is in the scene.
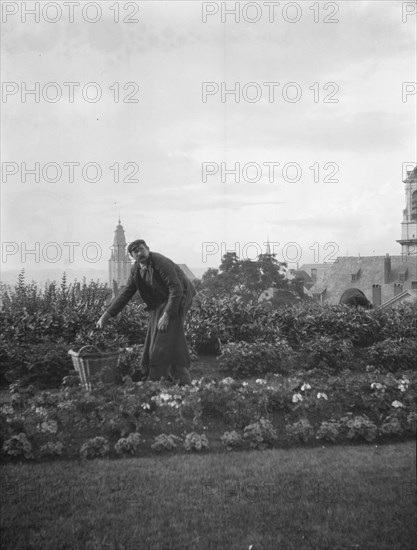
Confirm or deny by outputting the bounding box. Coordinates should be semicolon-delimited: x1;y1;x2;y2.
77;345;102;356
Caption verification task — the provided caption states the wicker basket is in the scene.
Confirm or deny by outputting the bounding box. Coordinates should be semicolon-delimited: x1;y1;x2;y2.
68;345;121;391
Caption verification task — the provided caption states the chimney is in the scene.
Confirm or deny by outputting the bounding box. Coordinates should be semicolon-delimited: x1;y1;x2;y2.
394;283;403;296
384;253;391;284
372;284;382;307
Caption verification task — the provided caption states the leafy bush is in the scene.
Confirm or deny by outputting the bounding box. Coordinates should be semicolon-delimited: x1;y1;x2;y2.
114;432;141;455
219;340;293;378
316;420;340;443
183;432;209;451
0;274;130;388
406;412;417;433
39;441;64;456
2;433;34;459
379;415;403;436
286;418;314;442
221;430;243;451
367;338;417;372
80;436;110;459
339;414;378;442
117;345;145;381
243;417;277;449
2;339;74;388
298;337;354;372
151;433;181;452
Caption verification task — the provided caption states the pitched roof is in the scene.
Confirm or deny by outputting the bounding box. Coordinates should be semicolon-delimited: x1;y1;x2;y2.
177;264;198;281
309;255;417;304
379;289;417;310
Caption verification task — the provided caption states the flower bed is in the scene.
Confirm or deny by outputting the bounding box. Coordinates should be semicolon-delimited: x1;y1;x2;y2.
1;369;415;461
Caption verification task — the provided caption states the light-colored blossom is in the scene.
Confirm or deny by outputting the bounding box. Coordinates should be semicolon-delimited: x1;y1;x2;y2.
371;382;385;391
221;377;234;385
398;378;409;392
255;379;267;385
301;383;311;391
317;392;328;400
292;393;303;403
141;403;151;410
391;400;404;408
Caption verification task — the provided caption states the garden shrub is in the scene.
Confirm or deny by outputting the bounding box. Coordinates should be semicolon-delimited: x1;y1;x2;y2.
366;338;417;372
286;418;314;443
1;339;74;388
183;432;209;451
316;420;341;443
221;430;243;451
243;417;277;449
114;432;141;455
297;336;354;373
406;412;417;434
2;433;34;459
151;434;181;452
80;436;110;459
379;415;403;436
39;441;64;456
219;340;293;378
339;414;378;442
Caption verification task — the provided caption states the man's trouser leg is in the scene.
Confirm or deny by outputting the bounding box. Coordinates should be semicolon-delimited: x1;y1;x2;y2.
170;303;192;386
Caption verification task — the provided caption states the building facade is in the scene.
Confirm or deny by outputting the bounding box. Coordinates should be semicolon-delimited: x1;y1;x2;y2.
108;219;132;295
301;166;417;307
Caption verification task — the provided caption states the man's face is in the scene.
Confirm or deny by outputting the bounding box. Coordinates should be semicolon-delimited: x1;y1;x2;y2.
131;244;150;263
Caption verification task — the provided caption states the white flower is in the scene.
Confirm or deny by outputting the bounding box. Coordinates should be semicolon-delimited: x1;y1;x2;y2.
141;403;151;410
255;379;267;385
317;392;328;400
301;383;311;391
242;382;248;387
159;393;170;402
221;377;234;385
34;406;48;418
391;400;404;408
39;420;58;434
292;393;303;403
371;382;385;391
398;378;409;392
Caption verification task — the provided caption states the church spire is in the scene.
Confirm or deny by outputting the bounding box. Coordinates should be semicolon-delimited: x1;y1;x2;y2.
265;236;271;255
397;165;417;256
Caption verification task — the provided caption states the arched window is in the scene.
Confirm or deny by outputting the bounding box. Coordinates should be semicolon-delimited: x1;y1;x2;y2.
412;190;417;221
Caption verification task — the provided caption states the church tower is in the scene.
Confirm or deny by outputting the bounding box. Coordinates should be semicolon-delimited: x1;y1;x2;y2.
397;166;417;256
108;219;132;295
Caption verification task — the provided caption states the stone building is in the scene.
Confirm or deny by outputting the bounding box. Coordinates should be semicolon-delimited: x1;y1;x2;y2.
108;219;132;296
302;166;417;308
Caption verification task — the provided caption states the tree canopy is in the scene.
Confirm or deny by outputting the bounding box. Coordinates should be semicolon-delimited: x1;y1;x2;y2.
200;251;297;304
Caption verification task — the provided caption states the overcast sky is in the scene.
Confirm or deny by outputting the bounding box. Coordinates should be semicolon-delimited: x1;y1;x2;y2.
1;0;416;280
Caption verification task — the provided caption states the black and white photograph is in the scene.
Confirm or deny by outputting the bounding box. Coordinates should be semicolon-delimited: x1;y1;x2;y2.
1;1;416;548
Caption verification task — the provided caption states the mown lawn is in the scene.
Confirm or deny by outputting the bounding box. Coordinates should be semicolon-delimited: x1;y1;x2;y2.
1;441;415;550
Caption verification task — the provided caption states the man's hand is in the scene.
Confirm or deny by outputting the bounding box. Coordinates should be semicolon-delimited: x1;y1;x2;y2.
96;312;110;330
158;312;169;333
